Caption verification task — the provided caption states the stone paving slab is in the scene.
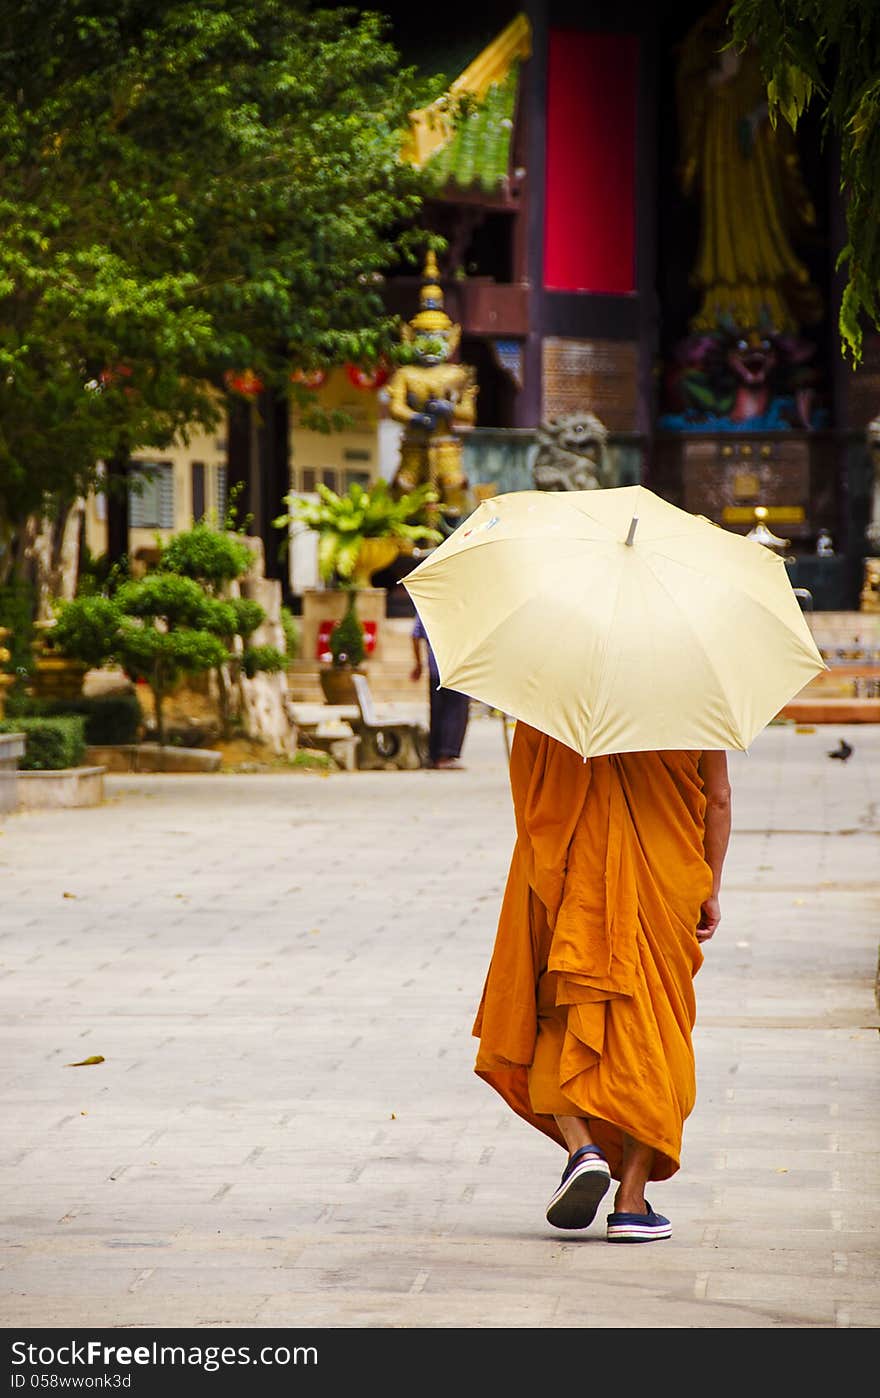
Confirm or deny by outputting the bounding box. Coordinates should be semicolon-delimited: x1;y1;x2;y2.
0;715;878;1333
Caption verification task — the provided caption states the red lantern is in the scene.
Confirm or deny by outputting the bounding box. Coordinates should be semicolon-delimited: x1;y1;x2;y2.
290;367;328;389
345;360;390;391
224;368;264;398
98;363;133;387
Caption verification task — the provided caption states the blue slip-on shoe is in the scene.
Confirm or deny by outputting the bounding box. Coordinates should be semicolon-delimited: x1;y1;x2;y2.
605;1202;672;1243
545;1144;611;1230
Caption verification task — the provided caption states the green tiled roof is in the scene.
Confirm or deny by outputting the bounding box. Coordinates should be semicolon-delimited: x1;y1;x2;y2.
426;66;519;194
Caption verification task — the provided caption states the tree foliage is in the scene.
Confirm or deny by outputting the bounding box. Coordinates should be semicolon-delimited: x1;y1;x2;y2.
728;0;880;364
0;1;440;534
158;524;255;591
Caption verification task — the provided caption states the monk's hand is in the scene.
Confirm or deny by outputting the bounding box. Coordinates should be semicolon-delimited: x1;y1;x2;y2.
696;895;720;943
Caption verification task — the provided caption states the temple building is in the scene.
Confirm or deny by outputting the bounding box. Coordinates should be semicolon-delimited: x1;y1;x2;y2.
284;0;880;610
84;0;880;614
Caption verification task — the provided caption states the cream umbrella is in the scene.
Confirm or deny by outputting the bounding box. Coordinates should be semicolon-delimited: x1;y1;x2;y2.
402;485;826;758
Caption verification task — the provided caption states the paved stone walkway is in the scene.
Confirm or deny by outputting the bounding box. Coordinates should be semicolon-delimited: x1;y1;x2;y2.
0;715;878;1330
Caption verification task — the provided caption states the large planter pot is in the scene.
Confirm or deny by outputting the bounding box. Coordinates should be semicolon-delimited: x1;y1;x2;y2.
351;537;400;588
319;666;364;706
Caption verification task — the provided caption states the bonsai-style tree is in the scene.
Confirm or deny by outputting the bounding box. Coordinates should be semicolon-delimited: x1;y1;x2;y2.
112;576;229;747
48;577;227;745
50;520;292;743
158;524;286;737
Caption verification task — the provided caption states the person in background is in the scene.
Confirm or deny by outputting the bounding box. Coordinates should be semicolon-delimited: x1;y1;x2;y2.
410;612;470;770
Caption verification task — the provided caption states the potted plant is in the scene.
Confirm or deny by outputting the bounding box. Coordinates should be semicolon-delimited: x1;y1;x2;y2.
319;588;368;704
274;478;442;589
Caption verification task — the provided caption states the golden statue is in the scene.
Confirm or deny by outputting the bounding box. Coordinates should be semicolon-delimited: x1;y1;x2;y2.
388;252;478;530
676;1;822;336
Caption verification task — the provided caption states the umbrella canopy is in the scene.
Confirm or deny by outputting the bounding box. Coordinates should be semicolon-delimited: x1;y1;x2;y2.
402;485;826;758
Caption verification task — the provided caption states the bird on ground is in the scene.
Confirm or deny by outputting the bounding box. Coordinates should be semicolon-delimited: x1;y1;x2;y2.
828;739;853;761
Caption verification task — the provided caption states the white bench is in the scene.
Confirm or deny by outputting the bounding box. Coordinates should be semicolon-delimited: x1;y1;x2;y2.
289;673;428;771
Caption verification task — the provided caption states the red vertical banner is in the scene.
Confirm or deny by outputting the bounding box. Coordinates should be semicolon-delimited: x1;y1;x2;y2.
543;30;638;294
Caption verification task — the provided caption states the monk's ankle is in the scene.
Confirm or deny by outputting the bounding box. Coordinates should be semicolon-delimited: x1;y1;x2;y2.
614;1195;647;1215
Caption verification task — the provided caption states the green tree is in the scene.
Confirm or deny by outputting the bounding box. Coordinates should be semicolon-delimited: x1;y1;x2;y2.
727;0;880;364
0;1;440;576
158;525;255;593
113;575;228;746
157;523;285;735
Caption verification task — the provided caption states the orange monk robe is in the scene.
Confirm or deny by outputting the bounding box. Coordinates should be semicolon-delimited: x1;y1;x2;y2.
473;722;713;1183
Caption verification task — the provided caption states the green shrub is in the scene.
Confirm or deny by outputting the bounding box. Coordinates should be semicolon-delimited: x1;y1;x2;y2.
115;574;211;627
0;715;86;770
159;525;254;590
199;597;240;639
55;695;142;744
49;596;122;669
225;597;265;640
118;623;227;680
242;644;287;678
2;692;142;744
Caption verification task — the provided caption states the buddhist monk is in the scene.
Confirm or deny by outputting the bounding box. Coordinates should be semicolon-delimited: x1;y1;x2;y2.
473;722;731;1242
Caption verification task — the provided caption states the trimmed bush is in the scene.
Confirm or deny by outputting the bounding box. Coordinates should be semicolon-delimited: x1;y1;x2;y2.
56;695;143;745
159;525;254;589
0;715;86;770
242;644;286;678
50;595;122;668
2;693;142;745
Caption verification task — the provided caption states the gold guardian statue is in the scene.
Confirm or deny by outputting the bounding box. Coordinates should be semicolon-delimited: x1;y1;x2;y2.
388;252;478;531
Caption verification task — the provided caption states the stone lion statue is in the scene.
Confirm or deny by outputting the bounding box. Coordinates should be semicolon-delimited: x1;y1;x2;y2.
532;410;611;491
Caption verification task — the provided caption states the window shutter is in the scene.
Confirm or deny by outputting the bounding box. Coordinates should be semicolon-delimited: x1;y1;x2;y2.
128;462;174;528
215;464;227;522
158;464;174;528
